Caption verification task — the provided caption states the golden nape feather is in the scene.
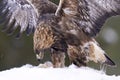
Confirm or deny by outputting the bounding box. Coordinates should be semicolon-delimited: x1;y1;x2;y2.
34;22;55;61
33;14;68;67
34;22;55;54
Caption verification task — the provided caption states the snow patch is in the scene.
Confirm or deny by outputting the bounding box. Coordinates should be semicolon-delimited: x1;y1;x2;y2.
0;64;120;80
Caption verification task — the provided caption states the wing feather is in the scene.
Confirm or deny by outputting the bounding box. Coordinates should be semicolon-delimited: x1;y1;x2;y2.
0;0;57;37
81;0;120;37
56;0;120;37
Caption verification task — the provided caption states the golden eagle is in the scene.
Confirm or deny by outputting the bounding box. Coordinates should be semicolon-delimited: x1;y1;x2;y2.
0;0;120;68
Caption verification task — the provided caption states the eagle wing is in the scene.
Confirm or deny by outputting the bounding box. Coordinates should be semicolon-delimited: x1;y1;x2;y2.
0;0;57;37
83;0;120;37
56;0;120;37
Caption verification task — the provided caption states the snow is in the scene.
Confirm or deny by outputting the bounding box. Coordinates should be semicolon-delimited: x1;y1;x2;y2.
0;63;120;80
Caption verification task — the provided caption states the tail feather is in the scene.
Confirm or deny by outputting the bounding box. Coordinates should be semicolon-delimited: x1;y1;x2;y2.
104;54;116;66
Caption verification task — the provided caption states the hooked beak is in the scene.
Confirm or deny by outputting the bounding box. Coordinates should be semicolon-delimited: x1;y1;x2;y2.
34;49;44;61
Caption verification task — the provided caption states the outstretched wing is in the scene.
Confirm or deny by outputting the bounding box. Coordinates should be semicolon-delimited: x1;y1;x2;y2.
0;0;57;37
83;0;120;37
56;0;120;37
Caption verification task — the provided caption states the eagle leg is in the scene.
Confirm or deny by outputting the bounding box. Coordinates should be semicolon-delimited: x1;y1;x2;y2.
51;48;65;68
68;45;87;67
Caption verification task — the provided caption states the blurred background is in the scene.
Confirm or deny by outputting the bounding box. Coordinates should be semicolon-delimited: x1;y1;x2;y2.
0;0;120;75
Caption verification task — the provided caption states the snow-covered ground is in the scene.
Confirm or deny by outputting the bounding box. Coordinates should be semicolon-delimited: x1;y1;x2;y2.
0;62;120;80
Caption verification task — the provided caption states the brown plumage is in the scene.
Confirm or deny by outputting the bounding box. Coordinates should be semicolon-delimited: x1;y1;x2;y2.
0;0;120;68
55;0;120;67
67;45;87;66
0;0;67;67
33;14;68;67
